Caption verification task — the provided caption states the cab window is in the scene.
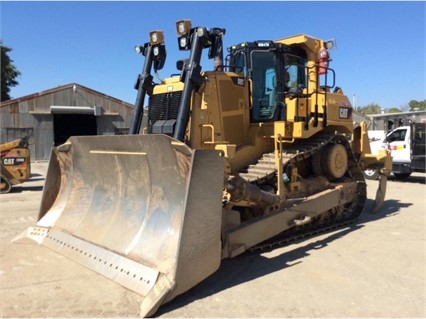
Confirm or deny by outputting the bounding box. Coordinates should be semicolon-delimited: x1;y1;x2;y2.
251;51;277;122
284;54;307;91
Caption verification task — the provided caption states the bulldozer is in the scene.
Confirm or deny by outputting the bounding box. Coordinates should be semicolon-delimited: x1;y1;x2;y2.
1;136;31;193
16;20;392;317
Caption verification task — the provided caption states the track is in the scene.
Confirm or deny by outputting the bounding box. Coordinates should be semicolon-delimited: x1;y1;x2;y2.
238;131;367;253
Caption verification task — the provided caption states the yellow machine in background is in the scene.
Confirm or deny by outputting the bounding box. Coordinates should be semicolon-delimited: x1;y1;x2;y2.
1;136;31;193
18;20;391;316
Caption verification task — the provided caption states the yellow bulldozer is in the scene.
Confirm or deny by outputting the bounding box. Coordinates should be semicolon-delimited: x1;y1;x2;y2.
17;20;392;316
1;136;31;193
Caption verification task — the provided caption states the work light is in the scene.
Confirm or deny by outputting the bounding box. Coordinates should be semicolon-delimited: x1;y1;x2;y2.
176;19;192;35
150;31;164;45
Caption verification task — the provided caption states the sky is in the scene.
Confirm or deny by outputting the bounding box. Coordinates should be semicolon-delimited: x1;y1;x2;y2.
1;1;425;110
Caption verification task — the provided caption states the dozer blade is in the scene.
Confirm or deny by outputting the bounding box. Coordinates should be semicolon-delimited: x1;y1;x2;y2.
17;134;224;317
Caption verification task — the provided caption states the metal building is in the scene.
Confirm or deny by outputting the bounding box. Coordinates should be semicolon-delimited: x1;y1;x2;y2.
0;83;134;161
352;109;372;126
368;111;426;131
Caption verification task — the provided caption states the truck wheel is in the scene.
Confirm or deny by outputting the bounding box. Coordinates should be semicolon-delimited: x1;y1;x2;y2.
393;172;411;179
363;168;380;180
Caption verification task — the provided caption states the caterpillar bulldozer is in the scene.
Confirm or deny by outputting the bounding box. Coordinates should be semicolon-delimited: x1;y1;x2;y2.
1;136;31;193
16;20;392;317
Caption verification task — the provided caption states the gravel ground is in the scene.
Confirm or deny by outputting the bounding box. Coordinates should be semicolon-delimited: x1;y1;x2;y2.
1;161;425;318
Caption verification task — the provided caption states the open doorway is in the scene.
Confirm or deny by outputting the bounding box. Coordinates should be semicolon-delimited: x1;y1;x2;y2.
53;114;97;146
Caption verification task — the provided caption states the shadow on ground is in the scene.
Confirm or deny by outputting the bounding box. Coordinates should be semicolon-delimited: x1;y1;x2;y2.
7;174;45;193
156;195;411;316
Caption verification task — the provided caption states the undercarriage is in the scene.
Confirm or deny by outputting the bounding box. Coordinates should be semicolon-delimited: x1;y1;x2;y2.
222;132;366;256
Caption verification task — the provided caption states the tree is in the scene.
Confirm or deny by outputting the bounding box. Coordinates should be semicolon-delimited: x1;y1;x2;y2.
408;99;426;111
360;103;382;115
1;40;21;101
387;107;402;113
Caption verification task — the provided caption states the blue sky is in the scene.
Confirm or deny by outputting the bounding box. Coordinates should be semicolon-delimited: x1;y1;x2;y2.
1;1;425;109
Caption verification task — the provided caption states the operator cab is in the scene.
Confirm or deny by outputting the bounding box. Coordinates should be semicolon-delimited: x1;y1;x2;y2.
227;41;307;123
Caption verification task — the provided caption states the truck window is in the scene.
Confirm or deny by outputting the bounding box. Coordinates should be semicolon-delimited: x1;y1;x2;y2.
386;129;406;142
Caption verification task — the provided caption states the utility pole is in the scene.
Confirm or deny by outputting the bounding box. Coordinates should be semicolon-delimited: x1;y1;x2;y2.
352;94;358;111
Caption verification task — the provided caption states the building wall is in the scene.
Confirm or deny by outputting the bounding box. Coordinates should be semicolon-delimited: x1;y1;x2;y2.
369;111;426;131
1;84;134;161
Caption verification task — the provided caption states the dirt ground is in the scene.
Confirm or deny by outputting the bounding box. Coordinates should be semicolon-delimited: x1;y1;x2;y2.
0;161;425;318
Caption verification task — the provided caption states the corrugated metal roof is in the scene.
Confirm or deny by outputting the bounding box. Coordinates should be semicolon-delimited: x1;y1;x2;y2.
0;83;134;110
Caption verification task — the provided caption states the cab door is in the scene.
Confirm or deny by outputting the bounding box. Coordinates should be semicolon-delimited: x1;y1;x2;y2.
385;127;411;163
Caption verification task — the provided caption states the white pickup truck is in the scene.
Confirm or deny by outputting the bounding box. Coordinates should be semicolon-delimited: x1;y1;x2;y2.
364;123;426;179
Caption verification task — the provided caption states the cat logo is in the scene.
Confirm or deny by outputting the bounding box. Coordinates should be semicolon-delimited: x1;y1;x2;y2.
339;107;352;119
2;157;25;166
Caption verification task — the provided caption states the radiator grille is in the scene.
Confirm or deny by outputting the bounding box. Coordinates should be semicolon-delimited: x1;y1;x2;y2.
147;91;182;134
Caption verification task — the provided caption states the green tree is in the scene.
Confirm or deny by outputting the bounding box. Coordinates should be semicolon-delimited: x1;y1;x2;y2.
1;40;21;101
387;107;402;113
408;99;426;111
360;103;382;115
